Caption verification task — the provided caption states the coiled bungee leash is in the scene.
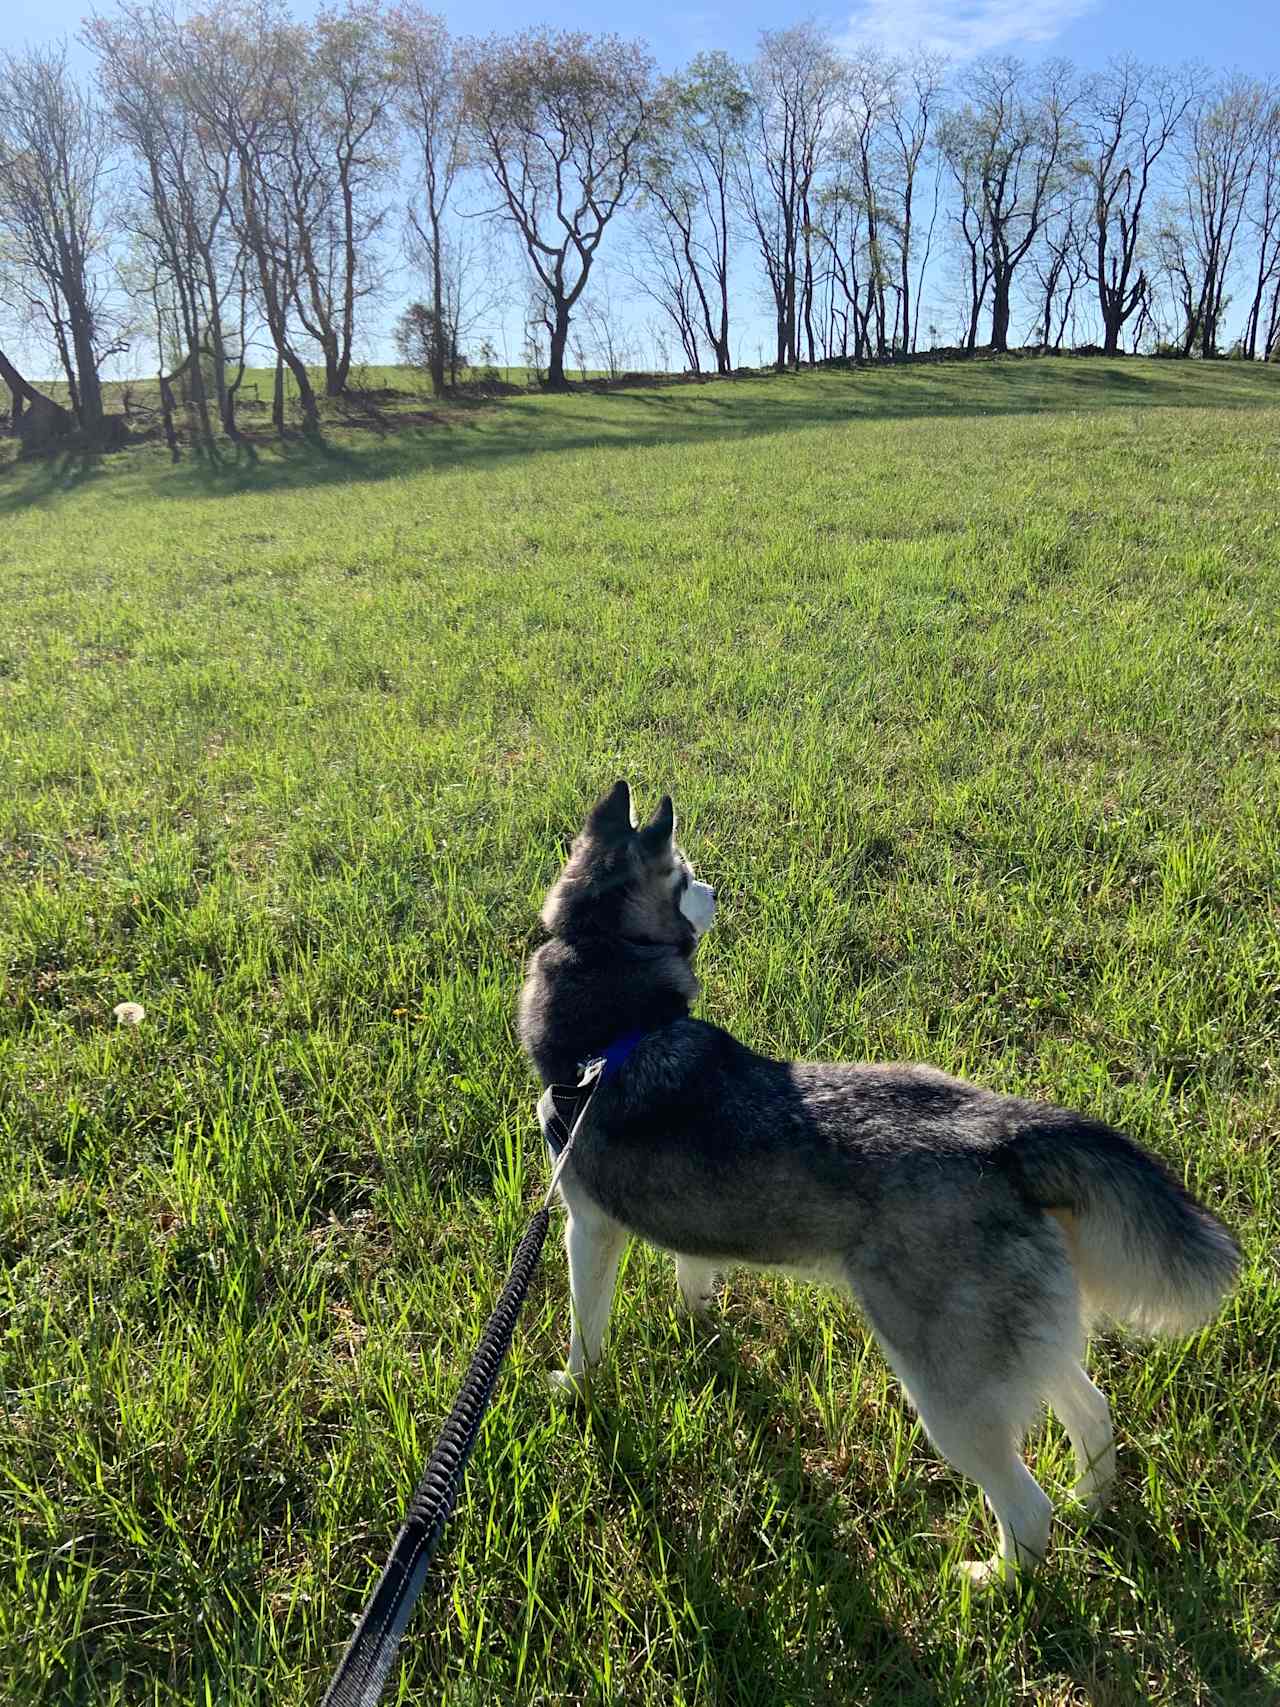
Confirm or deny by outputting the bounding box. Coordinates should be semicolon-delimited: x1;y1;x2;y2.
320;1036;644;1707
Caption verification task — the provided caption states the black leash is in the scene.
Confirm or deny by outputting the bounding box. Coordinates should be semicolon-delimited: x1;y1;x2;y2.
320;1056;616;1707
320;1207;551;1707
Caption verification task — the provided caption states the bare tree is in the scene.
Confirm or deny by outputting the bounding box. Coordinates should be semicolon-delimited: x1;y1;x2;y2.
635;52;749;376
1176;76;1269;356
174;3;320;433
390;6;466;397
1080;59;1193;356
940;127;993;353
882;52;947;355
0;44;117;438
737;24;845;370
578;282;636;379
625;192;706;371
1152;200;1200;352
941;57;1080;353
1242;89;1280;359
282;1;396;397
811;182;875;361
834;46;896;360
462;29;653;390
1031;200;1088;349
88;2;246;443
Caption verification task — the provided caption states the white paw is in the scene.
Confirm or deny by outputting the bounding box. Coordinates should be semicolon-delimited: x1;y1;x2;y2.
678;1289;717;1321
958;1557;1015;1593
676;1262;720;1320
546;1367;588;1402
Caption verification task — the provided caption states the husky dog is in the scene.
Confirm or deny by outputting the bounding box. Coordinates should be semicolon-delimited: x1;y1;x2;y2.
518;781;1240;1585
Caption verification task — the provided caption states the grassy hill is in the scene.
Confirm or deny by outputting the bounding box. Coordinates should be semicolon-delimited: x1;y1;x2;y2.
1;358;1277;1704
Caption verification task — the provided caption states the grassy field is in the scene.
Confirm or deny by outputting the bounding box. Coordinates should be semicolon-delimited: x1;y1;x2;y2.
1;357;1278;1706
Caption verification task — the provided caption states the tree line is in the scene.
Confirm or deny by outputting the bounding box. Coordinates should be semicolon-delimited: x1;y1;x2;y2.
1;4;1277;452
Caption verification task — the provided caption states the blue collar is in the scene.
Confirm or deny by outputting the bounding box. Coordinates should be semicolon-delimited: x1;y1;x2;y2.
542;1029;650;1161
590;1028;648;1081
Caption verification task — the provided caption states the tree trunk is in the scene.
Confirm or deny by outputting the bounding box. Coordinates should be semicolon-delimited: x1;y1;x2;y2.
158;371;181;462
68;302;104;429
199;254;239;441
965;284;981;355
283;350;318;431
990;272;1012;353
1242;251;1269;360
1198;262;1218;359
430;210;447;399
0;347;73;441
546;305;571;390
185;336;215;453
273;353;286;433
1265;282;1280;360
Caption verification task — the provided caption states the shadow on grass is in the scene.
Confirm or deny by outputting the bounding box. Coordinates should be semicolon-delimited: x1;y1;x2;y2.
582;1327;947;1707
1022;1489;1278;1705
581;1323;1274;1706
1;359;1275;514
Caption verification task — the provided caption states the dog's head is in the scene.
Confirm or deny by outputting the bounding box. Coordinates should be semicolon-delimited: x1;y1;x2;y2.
541;780;716;951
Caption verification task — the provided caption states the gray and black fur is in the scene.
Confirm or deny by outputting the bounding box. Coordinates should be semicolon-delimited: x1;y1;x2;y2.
519;781;1241;1584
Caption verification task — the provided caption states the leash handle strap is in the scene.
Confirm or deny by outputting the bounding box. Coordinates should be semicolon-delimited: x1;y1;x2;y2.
320;1206;551;1707
540;1056;606;1207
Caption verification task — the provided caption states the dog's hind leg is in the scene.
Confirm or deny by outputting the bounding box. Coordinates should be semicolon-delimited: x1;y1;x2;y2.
674;1255;719;1319
852;1254;1062;1586
1045;1358;1115;1514
907;1391;1053;1587
549;1190;628;1395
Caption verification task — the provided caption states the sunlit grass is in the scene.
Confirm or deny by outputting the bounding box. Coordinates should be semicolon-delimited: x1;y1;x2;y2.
1;357;1277;1704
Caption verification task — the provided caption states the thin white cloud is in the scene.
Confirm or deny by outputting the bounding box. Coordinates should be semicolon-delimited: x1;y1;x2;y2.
840;0;1098;61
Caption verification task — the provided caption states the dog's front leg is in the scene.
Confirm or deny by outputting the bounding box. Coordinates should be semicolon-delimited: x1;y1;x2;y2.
548;1191;627;1396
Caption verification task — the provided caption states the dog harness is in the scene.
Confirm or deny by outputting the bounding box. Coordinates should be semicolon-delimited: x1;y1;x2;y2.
537;1028;647;1162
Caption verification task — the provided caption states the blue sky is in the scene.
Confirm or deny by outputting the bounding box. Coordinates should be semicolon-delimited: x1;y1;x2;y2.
4;0;1276;372
8;0;1277;77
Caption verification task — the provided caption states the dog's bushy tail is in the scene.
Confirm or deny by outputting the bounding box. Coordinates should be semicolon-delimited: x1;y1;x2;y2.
1013;1113;1239;1337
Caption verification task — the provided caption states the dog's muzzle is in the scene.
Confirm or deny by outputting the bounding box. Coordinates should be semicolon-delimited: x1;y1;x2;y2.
680;880;717;937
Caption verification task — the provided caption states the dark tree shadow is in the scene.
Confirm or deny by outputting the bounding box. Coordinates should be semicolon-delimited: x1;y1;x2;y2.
2;358;1275;514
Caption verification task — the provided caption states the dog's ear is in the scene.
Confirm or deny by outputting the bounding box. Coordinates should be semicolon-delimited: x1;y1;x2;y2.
639;794;675;855
586;778;636;841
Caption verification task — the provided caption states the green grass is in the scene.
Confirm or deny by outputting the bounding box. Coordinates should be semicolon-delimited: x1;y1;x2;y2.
1;357;1278;1705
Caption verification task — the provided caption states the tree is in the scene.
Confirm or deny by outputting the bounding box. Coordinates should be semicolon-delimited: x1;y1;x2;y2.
941;57;1079;353
394;298;463;382
634;52;749;376
1241;89;1280;359
625;188;708;371
88;1;247;444
1177;77;1269;357
463;29;653;391
940;123;993;353
833;46;896;360
282;1;396;397
1080;59;1193;356
881;52;947;355
1031;200;1087;349
0;44;116;438
737;24;845;370
1152;200;1200;353
391;6;466;398
174;3;321;433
